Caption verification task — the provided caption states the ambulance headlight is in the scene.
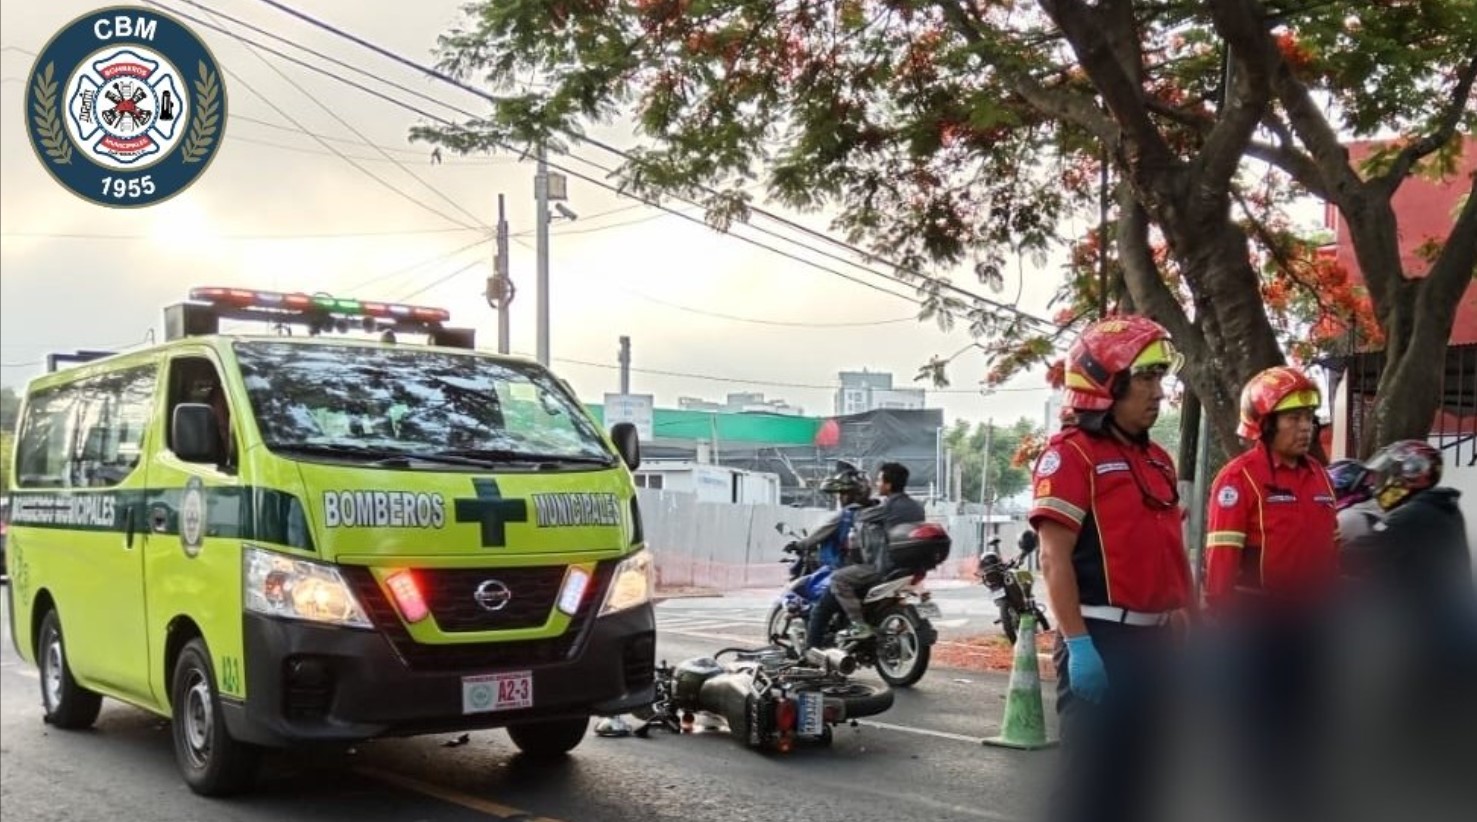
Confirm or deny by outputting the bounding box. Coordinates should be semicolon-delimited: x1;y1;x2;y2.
600;549;653;617
244;546;372;629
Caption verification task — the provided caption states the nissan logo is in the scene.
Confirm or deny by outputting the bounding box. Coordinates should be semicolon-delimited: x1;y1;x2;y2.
473;579;513;612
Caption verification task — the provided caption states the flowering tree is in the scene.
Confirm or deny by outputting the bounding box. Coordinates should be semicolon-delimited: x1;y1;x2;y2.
416;0;1477;455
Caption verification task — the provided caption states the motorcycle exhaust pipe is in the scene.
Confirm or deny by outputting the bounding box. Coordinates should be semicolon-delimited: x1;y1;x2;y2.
803;647;858;676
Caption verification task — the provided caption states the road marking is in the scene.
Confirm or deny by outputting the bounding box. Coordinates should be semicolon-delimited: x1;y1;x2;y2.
855;719;986;745
657;629;764;645
356;765;566;821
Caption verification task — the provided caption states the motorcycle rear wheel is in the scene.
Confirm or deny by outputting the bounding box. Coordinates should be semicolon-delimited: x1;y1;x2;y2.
766;603;806;649
873;604;930;688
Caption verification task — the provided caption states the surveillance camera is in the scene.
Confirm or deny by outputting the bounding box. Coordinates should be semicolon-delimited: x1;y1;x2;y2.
554;203;579;221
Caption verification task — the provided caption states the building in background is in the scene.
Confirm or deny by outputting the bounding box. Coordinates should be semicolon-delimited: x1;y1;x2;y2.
834;369;926;415
633;461;782;505
677;392;804;416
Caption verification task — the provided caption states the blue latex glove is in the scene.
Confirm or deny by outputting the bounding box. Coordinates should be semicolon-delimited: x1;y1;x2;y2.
1065;634;1109;703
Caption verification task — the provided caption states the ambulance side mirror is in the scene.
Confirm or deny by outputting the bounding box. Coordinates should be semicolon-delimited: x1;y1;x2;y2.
610;422;641;471
173;403;222;464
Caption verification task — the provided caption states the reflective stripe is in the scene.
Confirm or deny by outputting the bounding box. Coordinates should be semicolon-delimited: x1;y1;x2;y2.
1034;496;1086;524
1206;530;1246;548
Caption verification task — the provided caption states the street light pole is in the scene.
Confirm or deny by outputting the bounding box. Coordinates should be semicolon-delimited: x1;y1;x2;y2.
534;144;551;367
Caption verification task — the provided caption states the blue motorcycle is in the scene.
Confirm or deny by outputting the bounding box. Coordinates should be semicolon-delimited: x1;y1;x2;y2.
766;520;942;688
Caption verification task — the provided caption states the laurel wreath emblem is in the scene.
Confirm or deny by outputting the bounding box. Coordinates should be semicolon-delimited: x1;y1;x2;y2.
30;62;73;165
182;60;220;164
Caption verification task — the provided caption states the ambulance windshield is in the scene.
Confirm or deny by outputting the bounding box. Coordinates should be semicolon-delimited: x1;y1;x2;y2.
233;341;614;466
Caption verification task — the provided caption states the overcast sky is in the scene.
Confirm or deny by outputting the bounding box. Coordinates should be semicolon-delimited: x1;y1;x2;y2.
1;0;1078;429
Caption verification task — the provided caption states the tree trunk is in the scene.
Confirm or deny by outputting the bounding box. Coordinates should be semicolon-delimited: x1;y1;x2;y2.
1177;390;1201;480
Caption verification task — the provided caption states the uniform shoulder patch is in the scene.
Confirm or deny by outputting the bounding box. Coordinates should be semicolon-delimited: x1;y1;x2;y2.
1217;485;1239;508
1037;449;1062;477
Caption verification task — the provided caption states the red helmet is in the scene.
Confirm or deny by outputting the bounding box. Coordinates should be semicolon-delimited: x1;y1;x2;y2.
1062;315;1178;411
1365;439;1442;511
1237;366;1321;440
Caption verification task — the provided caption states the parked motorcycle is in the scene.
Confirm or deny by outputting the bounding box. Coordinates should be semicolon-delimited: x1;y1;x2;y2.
976;537;1051;645
634;644;894;751
766;520;947;688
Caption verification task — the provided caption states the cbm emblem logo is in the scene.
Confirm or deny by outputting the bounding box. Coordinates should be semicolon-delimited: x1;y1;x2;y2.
25;7;226;208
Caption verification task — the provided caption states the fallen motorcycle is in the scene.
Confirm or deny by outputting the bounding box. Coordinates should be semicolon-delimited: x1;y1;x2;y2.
633;645;894;752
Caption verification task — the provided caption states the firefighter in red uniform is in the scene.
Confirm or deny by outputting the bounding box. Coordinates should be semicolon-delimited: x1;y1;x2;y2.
1204;365;1340;822
1030;315;1193;822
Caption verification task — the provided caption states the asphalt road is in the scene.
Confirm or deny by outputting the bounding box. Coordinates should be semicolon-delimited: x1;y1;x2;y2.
0;590;1057;822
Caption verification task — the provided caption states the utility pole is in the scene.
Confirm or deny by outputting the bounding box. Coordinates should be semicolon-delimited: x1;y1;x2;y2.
534;144;551;367
618;335;631;395
495;194;511;354
982;418;995;535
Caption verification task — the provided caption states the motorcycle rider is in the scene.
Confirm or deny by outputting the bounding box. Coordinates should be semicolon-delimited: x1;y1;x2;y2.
786;463;873;580
826;462;927;640
1203;366;1341;822
1028;315;1192;822
1351;440;1475;818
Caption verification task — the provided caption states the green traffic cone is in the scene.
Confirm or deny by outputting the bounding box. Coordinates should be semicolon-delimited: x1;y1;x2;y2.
983;613;1057;750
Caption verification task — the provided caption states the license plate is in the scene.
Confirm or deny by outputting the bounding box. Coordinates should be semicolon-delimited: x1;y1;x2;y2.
916;601;942;620
797;691;825;736
462;671;533;714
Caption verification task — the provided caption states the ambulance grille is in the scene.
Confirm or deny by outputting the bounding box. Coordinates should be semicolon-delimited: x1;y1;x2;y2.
341;562;614;673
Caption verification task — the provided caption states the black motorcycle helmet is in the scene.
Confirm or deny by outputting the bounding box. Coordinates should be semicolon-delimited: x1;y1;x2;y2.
818;461;870;506
672;657;723;709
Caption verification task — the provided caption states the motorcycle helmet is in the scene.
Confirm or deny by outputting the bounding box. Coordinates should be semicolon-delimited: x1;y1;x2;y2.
672;657;723;710
976;550;1006;587
1238;366;1321;441
1062;315;1180;412
818;462;870;506
1364;440;1442;512
1327;458;1373;510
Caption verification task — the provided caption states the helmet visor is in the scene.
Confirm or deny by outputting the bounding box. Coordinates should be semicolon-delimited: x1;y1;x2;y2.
1130;339;1183;378
1273;388;1321;413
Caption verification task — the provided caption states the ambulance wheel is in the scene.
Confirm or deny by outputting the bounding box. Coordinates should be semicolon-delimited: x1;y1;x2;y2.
508;716;589;760
38;610;102;730
171;638;260;796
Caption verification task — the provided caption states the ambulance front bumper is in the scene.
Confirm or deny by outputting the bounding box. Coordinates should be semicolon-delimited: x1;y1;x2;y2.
222;605;656;748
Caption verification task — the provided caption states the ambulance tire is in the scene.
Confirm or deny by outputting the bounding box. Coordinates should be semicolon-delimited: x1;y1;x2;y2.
37;610;102;730
507;716;589;760
171;638;261;796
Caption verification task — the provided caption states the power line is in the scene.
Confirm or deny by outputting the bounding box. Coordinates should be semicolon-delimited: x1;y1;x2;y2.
553;356;1052;394
131;5;479;232
395;259;484;302
344;236;494;294
139;3;928;310
231;113;513;163
594;285;920;328
247;0;1056;331
163;0;489;232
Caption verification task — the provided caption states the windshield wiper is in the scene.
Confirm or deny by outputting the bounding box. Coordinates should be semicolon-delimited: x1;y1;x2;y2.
268;443;499;469
430;447;616;467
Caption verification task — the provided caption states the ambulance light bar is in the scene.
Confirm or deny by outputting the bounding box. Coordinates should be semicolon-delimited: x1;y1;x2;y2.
188;287;451;324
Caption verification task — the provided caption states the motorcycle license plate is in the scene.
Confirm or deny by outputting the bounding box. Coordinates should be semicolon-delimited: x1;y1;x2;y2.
462;671;533;714
798;691;825;736
916;601;942;620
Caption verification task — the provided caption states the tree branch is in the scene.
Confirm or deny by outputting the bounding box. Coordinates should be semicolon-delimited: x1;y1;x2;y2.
1117;186;1198;351
1037;0;1177;171
1245;140;1330;199
1209;0;1364;201
1376;54;1477;194
1195;0;1276;204
934;0;1117;146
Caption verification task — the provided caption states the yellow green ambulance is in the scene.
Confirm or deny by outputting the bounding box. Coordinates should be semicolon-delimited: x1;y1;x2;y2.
3;287;655;796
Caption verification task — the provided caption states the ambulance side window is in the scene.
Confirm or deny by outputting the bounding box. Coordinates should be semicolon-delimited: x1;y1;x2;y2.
16;384;82;489
71;366;157;488
165;356;233;464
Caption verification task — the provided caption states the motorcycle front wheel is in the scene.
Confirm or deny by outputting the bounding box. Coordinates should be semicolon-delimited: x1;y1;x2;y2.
999;604;1021;646
873;604;930;688
766;603;806;649
820;680;894;720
